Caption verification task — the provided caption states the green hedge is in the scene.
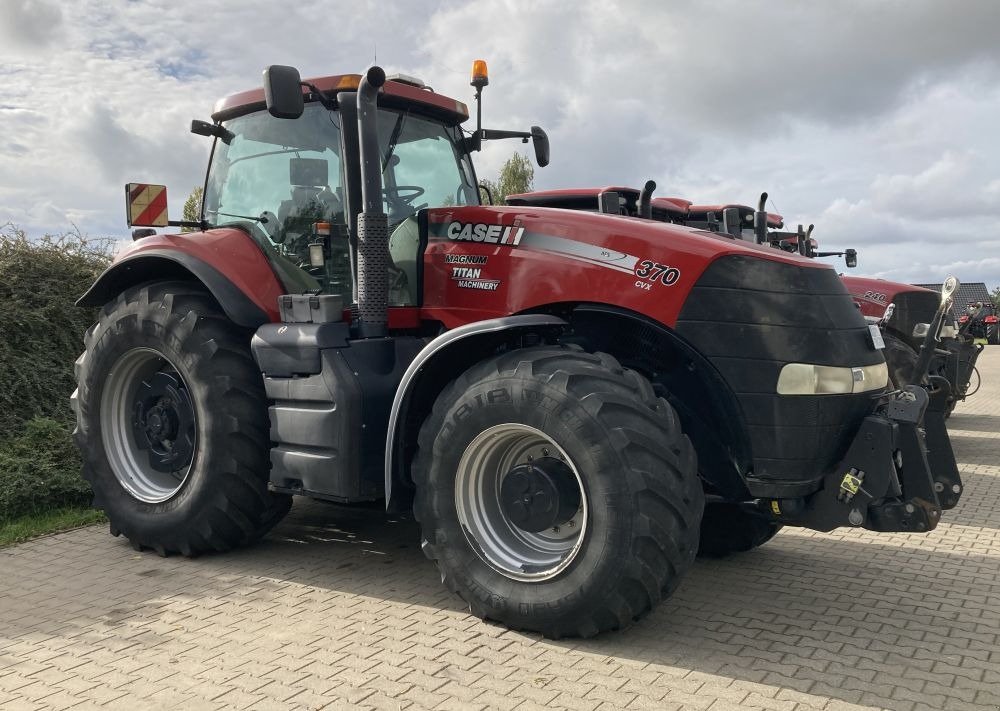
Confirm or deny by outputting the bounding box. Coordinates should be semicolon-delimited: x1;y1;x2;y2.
0;418;93;521
0;226;111;522
0;227;111;434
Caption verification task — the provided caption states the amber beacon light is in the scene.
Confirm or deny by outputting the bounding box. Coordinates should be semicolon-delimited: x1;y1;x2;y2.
471;59;489;88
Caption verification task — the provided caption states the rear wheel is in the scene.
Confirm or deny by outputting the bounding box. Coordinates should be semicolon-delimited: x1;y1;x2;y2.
412;347;704;638
698;503;781;557
72;282;290;556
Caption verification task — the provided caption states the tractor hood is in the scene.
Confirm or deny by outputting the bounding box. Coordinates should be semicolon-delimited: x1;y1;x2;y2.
419;204;842;329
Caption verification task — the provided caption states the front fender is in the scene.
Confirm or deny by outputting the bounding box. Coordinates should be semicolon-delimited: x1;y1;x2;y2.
383;314;567;510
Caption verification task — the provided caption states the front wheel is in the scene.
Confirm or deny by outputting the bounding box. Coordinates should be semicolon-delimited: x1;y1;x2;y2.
73;282;290;556
412;347;704;638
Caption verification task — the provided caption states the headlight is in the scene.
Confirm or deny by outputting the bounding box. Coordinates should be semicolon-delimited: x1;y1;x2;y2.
776;362;888;395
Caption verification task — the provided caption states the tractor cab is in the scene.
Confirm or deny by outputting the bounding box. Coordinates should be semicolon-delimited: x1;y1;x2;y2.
201;76;480;306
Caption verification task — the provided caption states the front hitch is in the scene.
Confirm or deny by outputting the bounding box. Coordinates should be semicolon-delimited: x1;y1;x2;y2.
764;380;962;533
912;276;959;384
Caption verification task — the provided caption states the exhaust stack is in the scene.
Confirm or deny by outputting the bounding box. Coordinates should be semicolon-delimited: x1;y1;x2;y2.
753;192;768;244
638;180;656;219
355;66;389;338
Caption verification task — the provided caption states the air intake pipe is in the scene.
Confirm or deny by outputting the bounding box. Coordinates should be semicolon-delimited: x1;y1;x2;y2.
356;65;388;338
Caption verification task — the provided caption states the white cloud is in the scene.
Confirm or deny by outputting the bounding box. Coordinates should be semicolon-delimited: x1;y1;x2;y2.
0;0;997;290
0;0;64;51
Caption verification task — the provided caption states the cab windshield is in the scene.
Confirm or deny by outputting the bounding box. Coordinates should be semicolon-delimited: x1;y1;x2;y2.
202;101;477;300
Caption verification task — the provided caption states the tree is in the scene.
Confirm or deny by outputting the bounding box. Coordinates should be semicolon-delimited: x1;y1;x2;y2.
480;153;534;205
181;186;203;232
991;285;1000;306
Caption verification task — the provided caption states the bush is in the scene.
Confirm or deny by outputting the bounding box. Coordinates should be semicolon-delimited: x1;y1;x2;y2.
0;417;93;522
0;225;112;435
0;225;112;523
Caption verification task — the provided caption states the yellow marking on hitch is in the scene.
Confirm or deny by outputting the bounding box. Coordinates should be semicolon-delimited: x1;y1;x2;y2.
840;472;863;496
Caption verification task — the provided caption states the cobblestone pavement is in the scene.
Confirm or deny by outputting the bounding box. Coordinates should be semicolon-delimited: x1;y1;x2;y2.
3;350;999;711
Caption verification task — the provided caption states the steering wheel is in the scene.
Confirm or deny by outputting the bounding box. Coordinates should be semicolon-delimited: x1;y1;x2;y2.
383;185;425;207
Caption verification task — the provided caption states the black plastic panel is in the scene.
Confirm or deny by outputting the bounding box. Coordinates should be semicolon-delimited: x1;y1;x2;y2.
255;325;422;503
340;337;425;496
252;322;350;377
676;255;885;496
264;355;364;500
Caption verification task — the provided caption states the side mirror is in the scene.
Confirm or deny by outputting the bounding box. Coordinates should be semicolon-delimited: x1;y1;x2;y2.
191;120;235;144
530;126;549;167
264;65;304;119
845;248;857;268
941;275;960;305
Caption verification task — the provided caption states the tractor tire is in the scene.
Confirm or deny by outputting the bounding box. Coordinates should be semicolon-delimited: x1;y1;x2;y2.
411;346;704;638
697;503;781;558
72;282;290;556
883;332;918;388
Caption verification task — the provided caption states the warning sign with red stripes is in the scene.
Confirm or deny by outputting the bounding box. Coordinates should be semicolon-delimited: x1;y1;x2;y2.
126;183;169;227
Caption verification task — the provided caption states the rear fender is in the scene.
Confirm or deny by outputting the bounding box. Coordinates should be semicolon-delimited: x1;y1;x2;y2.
383;314;567;511
77;229;285;327
78;251;270;328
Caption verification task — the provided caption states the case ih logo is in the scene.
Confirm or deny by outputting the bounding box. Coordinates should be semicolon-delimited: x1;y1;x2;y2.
447;222;524;245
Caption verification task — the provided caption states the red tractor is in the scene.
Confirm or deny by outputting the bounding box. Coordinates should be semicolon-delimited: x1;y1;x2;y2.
959;301;999;344
74;63;961;638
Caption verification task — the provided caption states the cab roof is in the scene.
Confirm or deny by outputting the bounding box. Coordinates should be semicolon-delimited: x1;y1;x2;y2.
212;73;471;125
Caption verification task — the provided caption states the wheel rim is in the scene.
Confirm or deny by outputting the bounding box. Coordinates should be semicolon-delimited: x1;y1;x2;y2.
455;423;588;581
100;348;197;503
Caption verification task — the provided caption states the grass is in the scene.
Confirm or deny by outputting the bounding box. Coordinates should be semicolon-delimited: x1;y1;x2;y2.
0;507;106;549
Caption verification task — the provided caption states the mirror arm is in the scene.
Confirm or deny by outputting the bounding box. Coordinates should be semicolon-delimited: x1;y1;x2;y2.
461;132;482;154
480;128;532;141
300;81;338;111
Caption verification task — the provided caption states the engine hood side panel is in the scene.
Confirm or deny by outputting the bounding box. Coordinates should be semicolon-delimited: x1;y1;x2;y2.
418;205;830;330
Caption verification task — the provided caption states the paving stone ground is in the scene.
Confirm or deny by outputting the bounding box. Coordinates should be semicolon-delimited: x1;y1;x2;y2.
3;350;1000;711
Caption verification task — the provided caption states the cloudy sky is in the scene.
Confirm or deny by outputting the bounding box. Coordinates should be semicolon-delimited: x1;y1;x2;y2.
2;0;998;287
